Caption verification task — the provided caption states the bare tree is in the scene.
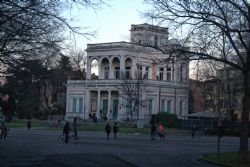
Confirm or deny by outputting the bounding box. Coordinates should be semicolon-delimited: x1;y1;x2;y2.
68;49;87;79
0;0;105;73
116;71;146;121
144;0;250;163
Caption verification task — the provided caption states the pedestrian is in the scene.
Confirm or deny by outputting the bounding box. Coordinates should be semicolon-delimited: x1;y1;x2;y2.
56;120;62;127
192;124;196;138
113;122;119;139
151;124;156;140
73;118;78;139
105;123;111;140
0;122;8;139
158;123;165;140
27;119;31;130
63;122;72;144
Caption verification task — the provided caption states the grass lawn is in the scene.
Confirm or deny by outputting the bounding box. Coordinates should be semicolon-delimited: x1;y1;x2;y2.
5;120;47;128
203;152;250;167
3;120;188;135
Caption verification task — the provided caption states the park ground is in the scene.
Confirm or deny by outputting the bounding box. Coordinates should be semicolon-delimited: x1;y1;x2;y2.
1;123;249;167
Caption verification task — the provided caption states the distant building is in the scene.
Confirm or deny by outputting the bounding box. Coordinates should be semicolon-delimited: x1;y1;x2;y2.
202;67;243;121
66;23;189;123
189;79;205;114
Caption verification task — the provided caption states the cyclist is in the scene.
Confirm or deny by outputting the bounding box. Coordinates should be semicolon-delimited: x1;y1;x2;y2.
63;122;72;144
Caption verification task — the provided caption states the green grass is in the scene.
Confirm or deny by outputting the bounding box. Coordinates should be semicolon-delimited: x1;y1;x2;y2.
5;120;46;128
3;120;188;135
203;152;250;167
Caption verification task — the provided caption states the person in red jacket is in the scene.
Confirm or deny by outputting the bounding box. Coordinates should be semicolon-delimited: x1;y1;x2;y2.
158;123;166;140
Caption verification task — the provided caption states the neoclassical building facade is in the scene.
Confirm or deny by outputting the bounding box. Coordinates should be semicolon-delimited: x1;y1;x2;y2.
66;23;189;122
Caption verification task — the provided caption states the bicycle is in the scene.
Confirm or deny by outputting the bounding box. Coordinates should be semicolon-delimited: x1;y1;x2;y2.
58;134;79;144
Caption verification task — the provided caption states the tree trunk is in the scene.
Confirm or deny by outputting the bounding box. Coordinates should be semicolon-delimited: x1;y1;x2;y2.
239;68;250;164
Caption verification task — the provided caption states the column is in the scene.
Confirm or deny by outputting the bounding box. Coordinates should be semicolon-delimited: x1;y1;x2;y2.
98;61;101;79
172;63;175;82
163;67;166;80
86;58;91;79
66;86;69;113
117;91;122;121
120;56;125;78
97;90;101;119
131;59;136;79
156;88;160;114
107;90;111;120
109;64;112;79
140;92;146;120
85;89;90;120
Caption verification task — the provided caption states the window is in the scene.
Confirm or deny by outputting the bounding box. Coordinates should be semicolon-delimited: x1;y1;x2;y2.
167;100;172;113
72;98;77;112
104;67;109;79
144;67;149;79
79;98;83;113
137;65;142;79
159;68;164;80
114;66;120;79
161;99;165;112
166;67;171;82
125;66;131;79
179;100;184;116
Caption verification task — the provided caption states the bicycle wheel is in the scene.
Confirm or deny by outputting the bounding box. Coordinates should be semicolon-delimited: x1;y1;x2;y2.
58;135;65;144
70;135;79;144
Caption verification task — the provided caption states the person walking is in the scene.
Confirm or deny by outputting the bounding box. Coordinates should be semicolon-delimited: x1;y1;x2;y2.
151;124;156;140
73;118;78;139
113;122;119;139
158;123;166;140
63;122;72;144
27;119;31;130
105;123;111;140
0;122;8;139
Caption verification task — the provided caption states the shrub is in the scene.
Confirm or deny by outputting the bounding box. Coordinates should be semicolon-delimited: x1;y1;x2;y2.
156;112;179;128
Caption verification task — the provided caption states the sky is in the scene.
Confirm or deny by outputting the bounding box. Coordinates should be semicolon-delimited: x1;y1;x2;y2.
66;0;150;50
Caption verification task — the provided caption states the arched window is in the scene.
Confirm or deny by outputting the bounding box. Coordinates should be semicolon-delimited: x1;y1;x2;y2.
125;58;132;79
90;59;99;79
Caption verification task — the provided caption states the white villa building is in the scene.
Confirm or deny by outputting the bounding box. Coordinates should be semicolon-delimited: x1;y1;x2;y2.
65;23;189;123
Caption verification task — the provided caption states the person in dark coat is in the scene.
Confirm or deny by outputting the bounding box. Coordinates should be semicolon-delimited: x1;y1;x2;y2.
27;119;31;130
105;123;111;140
151;124;156;140
0;122;8;139
113;122;119;139
63;122;72;144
